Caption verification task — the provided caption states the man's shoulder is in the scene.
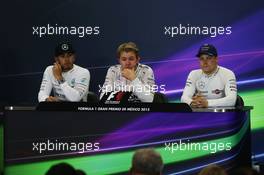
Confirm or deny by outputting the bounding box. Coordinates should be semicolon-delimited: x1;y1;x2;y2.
189;69;202;76
108;64;121;71
218;66;235;76
44;65;53;73
138;63;153;72
185;69;202;82
73;65;90;75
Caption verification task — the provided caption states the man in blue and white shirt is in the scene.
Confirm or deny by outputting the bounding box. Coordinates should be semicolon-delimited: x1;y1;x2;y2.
181;44;237;107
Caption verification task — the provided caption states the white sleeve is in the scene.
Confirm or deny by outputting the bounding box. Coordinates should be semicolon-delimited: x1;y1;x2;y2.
100;67;114;99
130;67;155;102
181;71;197;105
38;67;52;102
60;70;90;102
207;71;237;107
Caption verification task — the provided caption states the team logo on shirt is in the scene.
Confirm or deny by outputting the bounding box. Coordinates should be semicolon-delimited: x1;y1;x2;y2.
81;78;87;83
198;81;205;89
61;44;69;51
71;78;75;85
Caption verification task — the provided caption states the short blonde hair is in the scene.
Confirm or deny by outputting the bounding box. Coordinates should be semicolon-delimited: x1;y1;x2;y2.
117;42;139;58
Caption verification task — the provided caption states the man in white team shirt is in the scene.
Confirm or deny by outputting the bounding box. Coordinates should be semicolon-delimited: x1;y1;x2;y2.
181;44;237;107
38;42;90;102
100;42;155;102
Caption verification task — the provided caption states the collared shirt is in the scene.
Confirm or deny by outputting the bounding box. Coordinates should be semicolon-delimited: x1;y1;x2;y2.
100;63;155;102
181;66;237;107
38;64;90;102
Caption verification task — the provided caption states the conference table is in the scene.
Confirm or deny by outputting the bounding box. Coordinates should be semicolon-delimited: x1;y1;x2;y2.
1;103;253;175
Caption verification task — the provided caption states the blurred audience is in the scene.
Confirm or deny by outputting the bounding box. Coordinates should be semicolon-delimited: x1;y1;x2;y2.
198;164;227;175
45;162;86;175
76;169;87;175
231;167;262;175
130;148;163;175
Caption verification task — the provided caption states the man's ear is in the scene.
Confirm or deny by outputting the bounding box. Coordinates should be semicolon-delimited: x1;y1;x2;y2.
72;55;76;62
117;57;121;64
137;56;141;63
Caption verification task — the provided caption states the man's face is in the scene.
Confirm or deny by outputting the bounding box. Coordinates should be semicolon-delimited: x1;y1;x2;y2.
119;51;140;70
199;54;218;74
55;53;75;71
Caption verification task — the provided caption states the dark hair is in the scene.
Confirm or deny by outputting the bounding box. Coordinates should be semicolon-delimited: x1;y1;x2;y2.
75;169;86;175
45;163;77;175
232;167;261;175
130;148;163;175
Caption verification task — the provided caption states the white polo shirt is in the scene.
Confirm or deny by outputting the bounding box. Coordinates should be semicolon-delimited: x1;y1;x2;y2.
38;64;90;102
181;66;237;107
100;63;155;102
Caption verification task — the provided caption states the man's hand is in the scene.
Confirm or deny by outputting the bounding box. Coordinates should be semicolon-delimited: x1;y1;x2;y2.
121;68;136;81
190;94;208;108
45;96;60;102
53;62;63;81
